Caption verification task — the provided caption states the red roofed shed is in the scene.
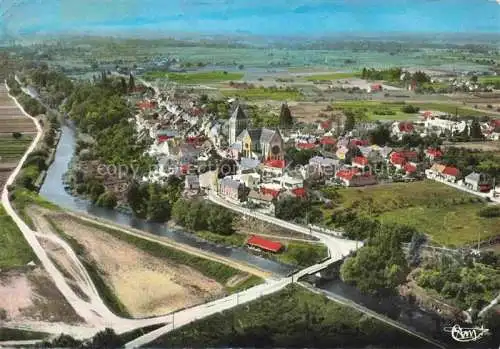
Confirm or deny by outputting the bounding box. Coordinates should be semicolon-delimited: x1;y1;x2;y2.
247;235;283;253
264;159;286;169
320;136;336;145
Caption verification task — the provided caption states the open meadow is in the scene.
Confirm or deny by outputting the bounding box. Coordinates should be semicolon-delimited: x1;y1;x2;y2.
322;181;499;247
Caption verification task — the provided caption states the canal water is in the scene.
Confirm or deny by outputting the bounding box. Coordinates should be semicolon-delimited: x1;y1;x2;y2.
39;125;295;276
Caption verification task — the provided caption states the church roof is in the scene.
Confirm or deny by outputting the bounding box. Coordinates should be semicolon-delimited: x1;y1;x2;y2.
238;128;280;145
230;104;247;121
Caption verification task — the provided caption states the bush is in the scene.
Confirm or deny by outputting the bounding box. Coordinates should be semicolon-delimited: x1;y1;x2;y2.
401;104;420;113
12;132;22;139
478;206;500;218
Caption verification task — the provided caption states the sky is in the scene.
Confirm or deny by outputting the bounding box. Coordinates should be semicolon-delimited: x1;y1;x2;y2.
0;0;499;38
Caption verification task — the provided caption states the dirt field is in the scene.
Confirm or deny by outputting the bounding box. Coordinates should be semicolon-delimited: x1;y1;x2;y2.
0;85;36;136
47;214;226;318
0;267;83;324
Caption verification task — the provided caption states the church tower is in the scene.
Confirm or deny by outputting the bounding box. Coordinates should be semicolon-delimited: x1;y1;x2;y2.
228;104;249;145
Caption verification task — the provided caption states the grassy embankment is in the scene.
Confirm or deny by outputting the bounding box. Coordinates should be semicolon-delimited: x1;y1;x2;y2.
0;204;36;268
304;72;361;81
11;188;59;230
194;231;327;268
149;284;429;348
142;71;243;83
0;327;50;341
321;181;498;247
221;87;303;101
0;135;33;164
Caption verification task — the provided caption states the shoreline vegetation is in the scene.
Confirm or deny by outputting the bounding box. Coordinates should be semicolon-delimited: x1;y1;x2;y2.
149;284;430;349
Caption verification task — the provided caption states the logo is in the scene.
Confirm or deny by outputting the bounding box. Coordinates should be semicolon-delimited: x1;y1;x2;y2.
444;324;490;343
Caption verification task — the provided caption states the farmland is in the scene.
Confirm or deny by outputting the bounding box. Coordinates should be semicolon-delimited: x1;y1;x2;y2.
0;135;33;164
143;71;244;83
322;181;498;246
221;87;303;101
304;72;361;81
331;101;420;121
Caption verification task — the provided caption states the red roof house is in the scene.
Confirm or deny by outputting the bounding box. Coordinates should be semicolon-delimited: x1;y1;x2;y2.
442;166;460;179
320;120;333;130
264;159;286;169
370;84;383;92
352;156;369;168
291;187;307;198
320;136;337;146
398;122;415;133
349;139;369;147
404;163;417;174
297;142;317;150
426;148;443;160
247;235;283;253
260;187;281;198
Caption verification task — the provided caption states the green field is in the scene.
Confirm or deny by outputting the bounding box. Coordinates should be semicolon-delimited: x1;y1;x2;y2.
331;101;419;121
0;136;33;163
305;72;361;81
479;76;500;84
0;204;36;268
221;87;303;101
150;284;428;348
323;181;498;246
142;71;243;83
330;100;497;120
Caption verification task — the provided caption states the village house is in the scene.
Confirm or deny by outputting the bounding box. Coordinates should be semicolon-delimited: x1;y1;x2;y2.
308;156;340;178
392;121;415;140
425;148;443;161
335;168;377;187
247;190;275;208
184;175;200;192
352;156;369;169
464;172;492;192
389;150;418;170
218;176;246;201
426;164;461;182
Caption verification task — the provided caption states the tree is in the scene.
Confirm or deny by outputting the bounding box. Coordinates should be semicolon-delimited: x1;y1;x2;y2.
279;103;293;128
128;73;135;92
340;224;409;295
344;112;355;133
120;77;127;94
96;191;117;209
368;124;391;146
12;132;22;139
469;118;484;140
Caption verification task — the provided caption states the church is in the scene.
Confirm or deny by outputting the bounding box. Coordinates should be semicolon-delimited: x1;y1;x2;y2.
228;104;284;161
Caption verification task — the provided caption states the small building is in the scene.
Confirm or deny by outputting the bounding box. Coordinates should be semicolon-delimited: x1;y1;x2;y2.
425;148;443;161
247;190;275;207
352;156;369;169
247;235;283;253
464;172;492;192
218;177;245;201
309;156;340;178
335;168;377;187
442;166;461;182
184;175;200;191
369;84;383;93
